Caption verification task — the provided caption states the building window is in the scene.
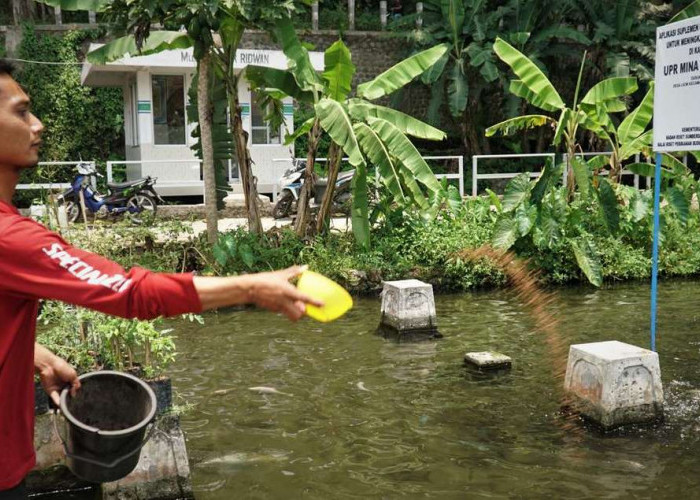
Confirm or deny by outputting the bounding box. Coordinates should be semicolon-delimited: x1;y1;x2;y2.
251;91;281;145
152;75;185;145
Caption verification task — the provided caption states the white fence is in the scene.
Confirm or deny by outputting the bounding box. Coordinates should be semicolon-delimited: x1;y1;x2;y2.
272;154;465;197
471;153;659;196
107;159;204;198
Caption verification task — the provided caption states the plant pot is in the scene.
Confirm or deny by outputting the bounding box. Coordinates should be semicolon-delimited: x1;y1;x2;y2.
146;376;172;416
35;380;49;415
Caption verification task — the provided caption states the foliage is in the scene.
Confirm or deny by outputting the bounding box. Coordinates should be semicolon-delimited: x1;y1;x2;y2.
13;26;124;207
37;300;201;378
247;22;449;247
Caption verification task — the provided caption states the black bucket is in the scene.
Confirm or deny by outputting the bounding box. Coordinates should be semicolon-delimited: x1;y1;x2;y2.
56;371;157;483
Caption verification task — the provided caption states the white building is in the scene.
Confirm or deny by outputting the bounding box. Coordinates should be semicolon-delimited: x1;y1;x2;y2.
81;46;324;198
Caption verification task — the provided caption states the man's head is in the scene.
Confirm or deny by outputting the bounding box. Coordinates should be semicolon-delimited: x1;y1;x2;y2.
0;59;44;170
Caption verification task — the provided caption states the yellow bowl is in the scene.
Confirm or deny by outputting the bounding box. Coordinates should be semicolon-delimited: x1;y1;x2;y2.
297;270;353;322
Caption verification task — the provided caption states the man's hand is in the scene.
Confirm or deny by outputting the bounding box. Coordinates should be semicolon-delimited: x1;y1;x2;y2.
193;265;323;321
35;344;80;406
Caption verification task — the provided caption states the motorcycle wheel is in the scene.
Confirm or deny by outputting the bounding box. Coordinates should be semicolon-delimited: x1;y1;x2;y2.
62;199;81;224
126;193;157;224
273;191;295;219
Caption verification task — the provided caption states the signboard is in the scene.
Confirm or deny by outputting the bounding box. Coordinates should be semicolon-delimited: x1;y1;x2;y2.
654;16;700;152
137;100;151;113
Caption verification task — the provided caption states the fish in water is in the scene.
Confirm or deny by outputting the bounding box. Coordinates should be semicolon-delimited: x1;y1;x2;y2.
356;381;371;392
212;386;291;396
201;450;289;466
249;386;291;396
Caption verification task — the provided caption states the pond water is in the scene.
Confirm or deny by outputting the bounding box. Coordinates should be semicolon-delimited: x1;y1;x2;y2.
169;281;700;499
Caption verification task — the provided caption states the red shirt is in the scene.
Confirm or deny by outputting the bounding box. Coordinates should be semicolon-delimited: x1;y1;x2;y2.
0;200;202;489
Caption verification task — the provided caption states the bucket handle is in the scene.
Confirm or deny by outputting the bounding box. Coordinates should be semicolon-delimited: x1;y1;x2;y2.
52;410;157;469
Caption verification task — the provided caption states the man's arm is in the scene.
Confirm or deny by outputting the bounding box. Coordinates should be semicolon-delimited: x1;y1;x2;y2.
35;343;80;406
193;265;321;321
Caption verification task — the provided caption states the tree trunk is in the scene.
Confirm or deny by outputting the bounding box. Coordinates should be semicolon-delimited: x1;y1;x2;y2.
315;142;342;235
197;52;218;244
230;89;263;235
294;119;321;237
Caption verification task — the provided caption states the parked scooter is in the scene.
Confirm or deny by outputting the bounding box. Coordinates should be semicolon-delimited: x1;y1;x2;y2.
56;162;164;223
273;159;354;219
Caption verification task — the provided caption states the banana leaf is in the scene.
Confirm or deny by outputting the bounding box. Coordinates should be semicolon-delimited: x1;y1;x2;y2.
493;38;565;112
627;162;670;178
618;83;654;144
552;108;572;146
347;100;446;141
274;17;324;93
366;117;443;203
486;115;555;137
245;65;313;103
441;0;465;45
357;44;450;100
662;153;690;176
284;117;315;146
353;123;407;203
580;77;638;106
671;1;700;22
447;63;469;117
620;130;653;160
87;32;193;64
315;99;365;168
322;40;355;102
421;51;450;85
509;80;562;113
571;239;602;287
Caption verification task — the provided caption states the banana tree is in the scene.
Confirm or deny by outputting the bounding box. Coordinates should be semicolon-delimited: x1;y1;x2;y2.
486;37;638;197
247;18;449;247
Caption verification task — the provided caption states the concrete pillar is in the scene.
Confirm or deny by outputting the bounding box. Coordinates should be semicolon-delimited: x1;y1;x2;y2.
564;341;664;429
380;279;438;336
416;2;423;28
312;2;319;31
136;71;153;145
88;10;97;25
380;1;387;29
54;6;62;25
4;26;22;58
348;0;355;31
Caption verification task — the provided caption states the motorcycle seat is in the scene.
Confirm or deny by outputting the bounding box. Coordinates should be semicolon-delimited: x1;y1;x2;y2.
337;170;355;181
108;179;147;189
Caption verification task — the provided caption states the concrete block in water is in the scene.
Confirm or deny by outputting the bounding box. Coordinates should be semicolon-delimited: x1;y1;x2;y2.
564;341;664;429
380;279;437;333
464;351;512;370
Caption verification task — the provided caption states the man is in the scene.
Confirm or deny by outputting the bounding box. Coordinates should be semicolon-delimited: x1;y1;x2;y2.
0;59;321;498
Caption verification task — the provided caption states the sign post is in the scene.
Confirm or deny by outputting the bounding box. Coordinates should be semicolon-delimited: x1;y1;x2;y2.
652;15;700;351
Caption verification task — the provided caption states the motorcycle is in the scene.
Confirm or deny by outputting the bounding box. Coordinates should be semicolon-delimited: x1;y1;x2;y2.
273;159;354;219
57;162;164;224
